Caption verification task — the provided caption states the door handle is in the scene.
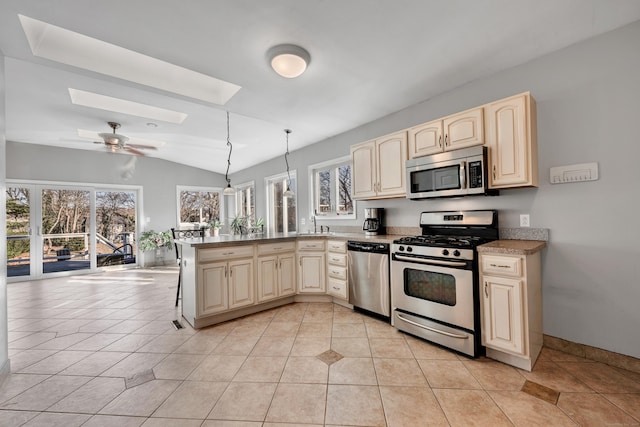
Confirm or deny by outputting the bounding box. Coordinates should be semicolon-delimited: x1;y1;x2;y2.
493;165;496;180
445;134;449;146
484;282;488;298
459;161;466;189
438;135;442;148
224;265;228;278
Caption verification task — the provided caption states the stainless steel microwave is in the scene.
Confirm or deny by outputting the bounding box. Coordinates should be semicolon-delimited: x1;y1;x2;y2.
405;145;498;200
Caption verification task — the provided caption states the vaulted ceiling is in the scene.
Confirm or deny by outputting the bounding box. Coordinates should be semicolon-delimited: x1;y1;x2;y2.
1;1;640;174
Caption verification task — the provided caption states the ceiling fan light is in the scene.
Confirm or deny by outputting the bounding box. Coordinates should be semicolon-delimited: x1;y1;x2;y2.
267;44;310;78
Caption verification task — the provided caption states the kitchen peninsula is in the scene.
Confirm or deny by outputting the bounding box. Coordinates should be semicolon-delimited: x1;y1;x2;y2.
175;232;393;328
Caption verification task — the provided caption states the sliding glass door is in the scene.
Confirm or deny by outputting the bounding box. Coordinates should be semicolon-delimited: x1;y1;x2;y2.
6;186;33;277
6;182;140;281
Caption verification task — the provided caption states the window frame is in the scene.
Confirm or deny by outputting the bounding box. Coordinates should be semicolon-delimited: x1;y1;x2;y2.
264;170;298;234
176;185;224;228
308;155;356;220
234;180;255;223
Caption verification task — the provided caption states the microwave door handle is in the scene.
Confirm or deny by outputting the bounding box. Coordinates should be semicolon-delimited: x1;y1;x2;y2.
459;161;467;189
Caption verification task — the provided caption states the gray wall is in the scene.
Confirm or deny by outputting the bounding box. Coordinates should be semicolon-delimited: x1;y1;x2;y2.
1;50;9;376
6;142;227;264
232;21;640;358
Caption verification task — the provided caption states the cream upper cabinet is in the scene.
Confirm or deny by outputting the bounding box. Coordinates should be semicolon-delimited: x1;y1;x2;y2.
485;92;538;188
408;107;484;159
351;131;407;200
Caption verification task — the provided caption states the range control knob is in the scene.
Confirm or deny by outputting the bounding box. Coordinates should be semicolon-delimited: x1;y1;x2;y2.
442;249;449;256
406;246;413;252
453;250;461;257
398;246;405;251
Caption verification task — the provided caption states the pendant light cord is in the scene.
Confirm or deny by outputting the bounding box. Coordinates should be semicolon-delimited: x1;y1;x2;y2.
285;129;292;183
225;111;233;186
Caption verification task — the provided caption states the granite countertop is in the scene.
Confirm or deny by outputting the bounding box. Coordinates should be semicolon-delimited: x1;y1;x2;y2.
174;232;400;248
478;239;546;255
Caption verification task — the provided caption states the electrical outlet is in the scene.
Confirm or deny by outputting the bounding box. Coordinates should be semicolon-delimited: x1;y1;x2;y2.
520;214;530;227
300;218;306;225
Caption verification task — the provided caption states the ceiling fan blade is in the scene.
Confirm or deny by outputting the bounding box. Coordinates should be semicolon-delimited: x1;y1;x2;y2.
127;143;157;150
124;146;146;156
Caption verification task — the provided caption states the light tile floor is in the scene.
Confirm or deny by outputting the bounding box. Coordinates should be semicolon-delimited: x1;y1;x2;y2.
1;268;639;426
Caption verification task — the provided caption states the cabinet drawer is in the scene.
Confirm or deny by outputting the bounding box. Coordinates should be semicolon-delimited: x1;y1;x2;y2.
481;255;523;277
199;245;255;262
297;240;325;251
327;253;347;267
328;278;348;300
327;265;347;281
327;240;347;253
257;241;296;255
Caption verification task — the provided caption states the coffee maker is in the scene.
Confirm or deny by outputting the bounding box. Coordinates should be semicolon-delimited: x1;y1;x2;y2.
363;208;384;236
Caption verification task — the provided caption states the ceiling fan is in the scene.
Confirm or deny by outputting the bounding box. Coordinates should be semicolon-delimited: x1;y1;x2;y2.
95;121;157;156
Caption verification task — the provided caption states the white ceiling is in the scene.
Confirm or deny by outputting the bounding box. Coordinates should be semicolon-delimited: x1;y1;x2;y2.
1;0;640;174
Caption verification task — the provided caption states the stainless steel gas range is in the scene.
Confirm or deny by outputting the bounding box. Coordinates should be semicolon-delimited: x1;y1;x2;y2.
390;210;498;357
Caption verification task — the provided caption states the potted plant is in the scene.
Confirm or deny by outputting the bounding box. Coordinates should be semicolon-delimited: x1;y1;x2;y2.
138;230;173;265
255;217;265;233
209;219;222;236
230;215;247;235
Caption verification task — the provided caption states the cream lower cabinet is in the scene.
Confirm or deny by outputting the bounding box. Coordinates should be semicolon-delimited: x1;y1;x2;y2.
485;92;538;188
480;251;542;371
197;245;255;317
257;242;296;302
326;240;348;300
297;240;326;293
351;131;407;200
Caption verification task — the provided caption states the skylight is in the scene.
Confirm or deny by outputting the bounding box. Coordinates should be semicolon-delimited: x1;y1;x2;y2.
20;15;241;105
69;89;188;124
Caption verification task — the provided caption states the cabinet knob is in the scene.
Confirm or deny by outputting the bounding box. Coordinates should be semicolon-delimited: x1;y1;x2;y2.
484;282;488;297
438;135;442;148
492;165;496;180
444;134;449;146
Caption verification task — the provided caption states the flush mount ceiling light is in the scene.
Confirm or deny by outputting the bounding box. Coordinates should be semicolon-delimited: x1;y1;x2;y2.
283;129;294;198
267;44;311;78
223;111;236;196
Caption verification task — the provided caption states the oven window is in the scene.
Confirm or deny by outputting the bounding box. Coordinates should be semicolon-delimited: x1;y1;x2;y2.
404;268;456;306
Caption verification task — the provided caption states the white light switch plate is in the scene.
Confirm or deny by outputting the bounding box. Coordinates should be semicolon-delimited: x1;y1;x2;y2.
550;162;598;184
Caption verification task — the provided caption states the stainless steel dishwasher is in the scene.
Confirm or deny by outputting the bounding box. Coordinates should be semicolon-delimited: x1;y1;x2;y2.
347;241;390;317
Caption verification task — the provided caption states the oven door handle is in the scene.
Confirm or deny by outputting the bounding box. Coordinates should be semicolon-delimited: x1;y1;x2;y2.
396;314;469;339
460;161;466;189
393;254;467;268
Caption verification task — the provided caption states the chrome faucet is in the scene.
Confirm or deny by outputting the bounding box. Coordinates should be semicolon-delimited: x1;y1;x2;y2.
311;215;317;233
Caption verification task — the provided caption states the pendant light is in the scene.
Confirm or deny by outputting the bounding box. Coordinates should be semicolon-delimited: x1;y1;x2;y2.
222;111;235;195
283;129;294;198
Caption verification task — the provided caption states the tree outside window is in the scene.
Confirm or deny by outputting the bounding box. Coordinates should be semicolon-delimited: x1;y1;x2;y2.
310;156;355;218
177;186;222;227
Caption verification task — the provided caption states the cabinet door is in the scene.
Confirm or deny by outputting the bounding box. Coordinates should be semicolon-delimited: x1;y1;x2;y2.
444;107;484;150
228;259;254;309
408;119;443;158
482;275;526;356
198;262;228;316
257;255;278;302
376;131;407;197
298;253;326;293
486;94;537;188
350;140;377;199
278;253;296;297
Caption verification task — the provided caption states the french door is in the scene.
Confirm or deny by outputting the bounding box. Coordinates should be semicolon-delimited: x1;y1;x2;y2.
6;182;139;281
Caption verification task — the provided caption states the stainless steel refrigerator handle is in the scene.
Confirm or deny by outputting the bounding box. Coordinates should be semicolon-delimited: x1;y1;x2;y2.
396;314;469;339
393;254;467;267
